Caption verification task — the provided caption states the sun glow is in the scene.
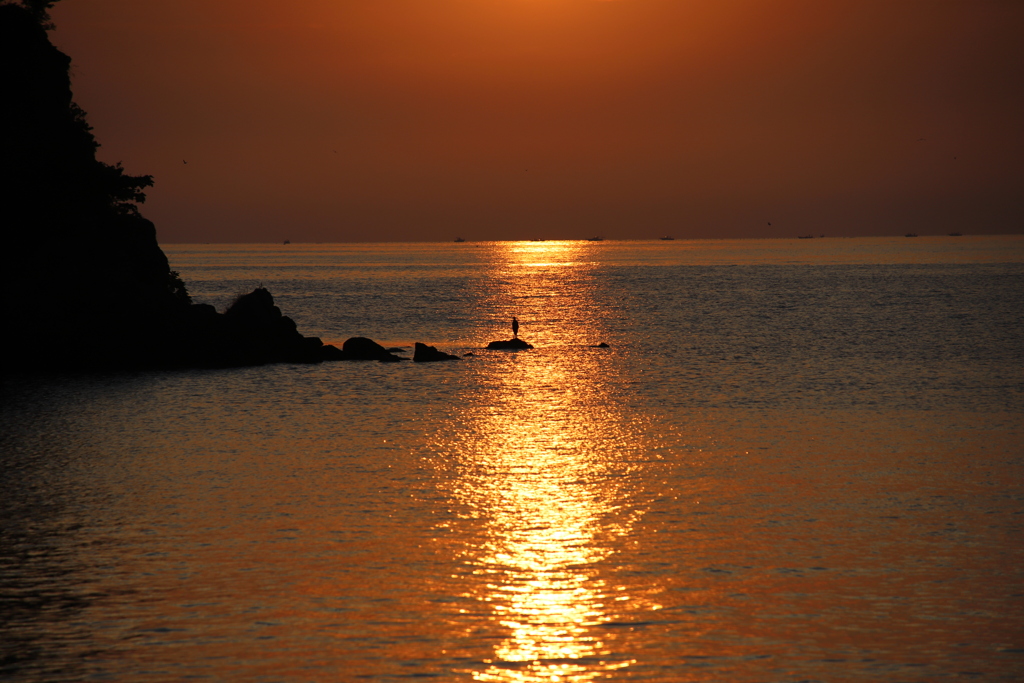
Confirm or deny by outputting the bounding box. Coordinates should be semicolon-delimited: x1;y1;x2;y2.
502;240;598;268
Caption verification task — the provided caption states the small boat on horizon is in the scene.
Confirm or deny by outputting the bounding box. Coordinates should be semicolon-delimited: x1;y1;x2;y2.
797;235;814;239
660;236;675;241
587;236;603;241
454;237;465;243
283;239;290;245
905;233;918;237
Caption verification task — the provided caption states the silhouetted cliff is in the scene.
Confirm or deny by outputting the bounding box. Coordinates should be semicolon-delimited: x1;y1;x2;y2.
0;4;335;369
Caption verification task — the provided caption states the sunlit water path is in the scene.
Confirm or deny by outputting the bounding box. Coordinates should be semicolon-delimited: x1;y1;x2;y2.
2;237;1023;681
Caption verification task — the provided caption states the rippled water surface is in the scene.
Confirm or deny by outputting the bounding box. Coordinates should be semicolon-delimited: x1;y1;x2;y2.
2;237;1023;681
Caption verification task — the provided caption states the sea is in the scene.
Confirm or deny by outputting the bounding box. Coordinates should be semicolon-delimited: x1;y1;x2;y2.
2;236;1022;682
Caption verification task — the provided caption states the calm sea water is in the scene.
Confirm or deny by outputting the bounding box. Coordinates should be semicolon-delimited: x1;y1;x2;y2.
2;236;1023;682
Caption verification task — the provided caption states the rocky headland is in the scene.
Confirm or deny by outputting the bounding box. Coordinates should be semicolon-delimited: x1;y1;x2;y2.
0;3;522;370
0;3;352;370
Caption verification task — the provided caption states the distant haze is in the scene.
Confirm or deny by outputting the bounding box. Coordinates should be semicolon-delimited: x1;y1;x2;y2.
51;0;1023;243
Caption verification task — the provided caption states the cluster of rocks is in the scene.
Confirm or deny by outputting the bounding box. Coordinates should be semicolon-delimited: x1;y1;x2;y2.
326;338;494;363
330;337;609;363
324;337;461;363
155;290;497;366
165;287;336;367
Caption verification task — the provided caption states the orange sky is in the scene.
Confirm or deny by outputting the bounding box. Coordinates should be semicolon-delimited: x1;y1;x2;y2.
51;0;1023;243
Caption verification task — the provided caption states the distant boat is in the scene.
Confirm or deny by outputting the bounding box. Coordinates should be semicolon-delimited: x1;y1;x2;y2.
454;237;465;243
587;236;603;241
659;236;675;241
283;239;290;245
905;233;918;237
797;235;814;239
949;232;963;236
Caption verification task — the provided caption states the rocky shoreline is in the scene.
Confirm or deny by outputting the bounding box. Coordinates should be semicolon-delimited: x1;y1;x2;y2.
0;4;549;372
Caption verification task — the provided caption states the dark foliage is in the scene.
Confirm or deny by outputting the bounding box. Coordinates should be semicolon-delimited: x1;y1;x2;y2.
0;0;59;29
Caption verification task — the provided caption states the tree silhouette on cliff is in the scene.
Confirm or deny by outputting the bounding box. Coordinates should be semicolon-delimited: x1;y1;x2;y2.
0;2;340;369
1;1;190;331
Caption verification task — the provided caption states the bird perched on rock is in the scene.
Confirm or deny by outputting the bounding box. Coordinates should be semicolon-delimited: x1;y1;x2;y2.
512;316;519;339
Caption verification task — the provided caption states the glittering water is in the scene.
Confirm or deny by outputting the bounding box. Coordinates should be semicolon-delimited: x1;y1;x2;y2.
2;237;1023;682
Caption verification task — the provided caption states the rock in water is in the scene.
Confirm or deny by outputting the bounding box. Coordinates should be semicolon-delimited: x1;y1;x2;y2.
339;337;404;362
486;338;534;350
219;288;328;365
413;342;460;362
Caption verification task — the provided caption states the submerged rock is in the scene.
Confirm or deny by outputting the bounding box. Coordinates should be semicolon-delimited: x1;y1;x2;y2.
413;342;460;362
486;338;534;350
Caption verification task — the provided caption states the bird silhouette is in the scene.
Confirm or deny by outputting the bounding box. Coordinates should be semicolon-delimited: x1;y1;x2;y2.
512;316;519;339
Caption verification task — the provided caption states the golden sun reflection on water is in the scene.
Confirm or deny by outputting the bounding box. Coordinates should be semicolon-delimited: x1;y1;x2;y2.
435;242;657;681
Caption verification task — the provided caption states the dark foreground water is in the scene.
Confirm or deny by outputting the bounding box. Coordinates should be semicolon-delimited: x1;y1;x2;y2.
2;237;1023;681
